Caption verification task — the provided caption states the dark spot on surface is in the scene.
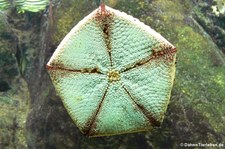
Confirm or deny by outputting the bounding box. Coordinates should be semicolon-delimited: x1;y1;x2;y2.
5;68;19;77
0;31;15;41
0;51;19;78
0;78;11;92
90;67;101;73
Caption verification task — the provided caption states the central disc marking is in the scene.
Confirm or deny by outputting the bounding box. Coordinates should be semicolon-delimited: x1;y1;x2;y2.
108;70;120;82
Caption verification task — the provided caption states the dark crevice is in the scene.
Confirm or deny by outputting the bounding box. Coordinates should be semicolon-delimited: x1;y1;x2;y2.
84;84;109;136
122;85;161;127
46;65;103;74
0;79;11;92
121;47;176;73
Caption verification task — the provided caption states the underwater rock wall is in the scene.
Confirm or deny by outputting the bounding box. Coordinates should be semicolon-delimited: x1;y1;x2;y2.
0;12;30;148
0;0;224;148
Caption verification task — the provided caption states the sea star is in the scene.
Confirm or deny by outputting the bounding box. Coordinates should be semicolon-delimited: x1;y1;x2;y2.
46;5;177;137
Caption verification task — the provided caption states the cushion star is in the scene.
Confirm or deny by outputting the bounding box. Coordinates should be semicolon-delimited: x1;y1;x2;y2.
46;4;177;137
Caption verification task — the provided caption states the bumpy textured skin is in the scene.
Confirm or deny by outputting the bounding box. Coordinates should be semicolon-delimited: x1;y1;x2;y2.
46;5;177;137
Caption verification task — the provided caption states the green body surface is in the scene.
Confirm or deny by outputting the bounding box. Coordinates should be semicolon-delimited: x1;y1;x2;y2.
0;0;10;10
46;5;177;137
21;0;49;12
0;0;49;12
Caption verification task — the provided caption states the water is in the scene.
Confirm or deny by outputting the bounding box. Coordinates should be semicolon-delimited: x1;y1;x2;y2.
0;0;224;148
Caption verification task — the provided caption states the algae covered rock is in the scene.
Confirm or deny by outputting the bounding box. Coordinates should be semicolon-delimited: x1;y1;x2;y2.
0;11;30;149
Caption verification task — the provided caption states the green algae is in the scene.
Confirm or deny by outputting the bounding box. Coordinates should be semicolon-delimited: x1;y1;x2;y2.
52;0;92;45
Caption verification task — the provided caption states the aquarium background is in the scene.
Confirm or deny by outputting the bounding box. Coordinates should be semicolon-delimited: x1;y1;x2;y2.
0;0;224;148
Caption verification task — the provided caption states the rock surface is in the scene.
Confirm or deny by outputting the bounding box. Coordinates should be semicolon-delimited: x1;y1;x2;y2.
0;0;224;148
0;12;29;148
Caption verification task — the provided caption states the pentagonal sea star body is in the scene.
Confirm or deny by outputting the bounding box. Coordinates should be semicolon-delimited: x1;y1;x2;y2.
46;5;177;137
